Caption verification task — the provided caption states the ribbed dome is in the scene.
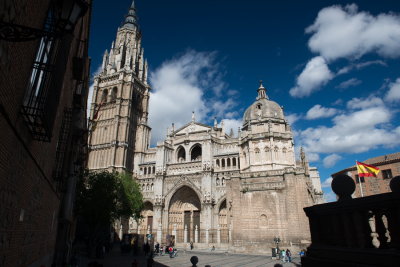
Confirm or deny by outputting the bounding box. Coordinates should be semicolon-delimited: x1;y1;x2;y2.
242;82;285;125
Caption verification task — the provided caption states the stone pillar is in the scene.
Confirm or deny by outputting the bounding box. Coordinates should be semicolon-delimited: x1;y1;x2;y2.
184;224;188;243
172;224;177;239
217;225;221;244
195;225;199;243
157;223;162;244
205;228;209;244
228;224;232;243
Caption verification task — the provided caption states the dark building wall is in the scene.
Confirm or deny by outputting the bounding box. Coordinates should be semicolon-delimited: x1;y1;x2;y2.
0;0;91;266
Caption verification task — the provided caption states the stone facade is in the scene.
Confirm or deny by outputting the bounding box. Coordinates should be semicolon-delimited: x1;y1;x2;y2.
87;1;323;253
332;152;400;198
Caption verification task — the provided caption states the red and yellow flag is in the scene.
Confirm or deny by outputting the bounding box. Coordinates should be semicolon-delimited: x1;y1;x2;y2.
356;161;380;177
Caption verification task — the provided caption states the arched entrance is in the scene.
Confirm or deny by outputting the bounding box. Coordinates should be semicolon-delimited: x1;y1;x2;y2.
168;186;201;243
218;200;228;243
139;201;154;234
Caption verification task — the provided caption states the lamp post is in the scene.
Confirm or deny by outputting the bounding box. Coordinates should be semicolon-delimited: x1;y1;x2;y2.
274;237;281;259
0;0;88;42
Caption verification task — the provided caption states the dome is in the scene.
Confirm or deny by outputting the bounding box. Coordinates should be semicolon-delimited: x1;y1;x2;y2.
243;82;285;125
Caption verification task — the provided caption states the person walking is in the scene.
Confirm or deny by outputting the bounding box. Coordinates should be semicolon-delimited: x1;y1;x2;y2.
190;241;194;250
286;249;292;262
281;249;286;262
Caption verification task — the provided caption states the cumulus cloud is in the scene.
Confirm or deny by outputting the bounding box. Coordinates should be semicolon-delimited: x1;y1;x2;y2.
336;78;362;89
289;56;334;98
323;154;342;168
298;104;400;155
346;96;384;109
323;191;337;202
306;104;338;120
306;4;400;61
223;119;242;137
385;78;400;102
321;177;333;188
286;113;301;125
149;50;239;144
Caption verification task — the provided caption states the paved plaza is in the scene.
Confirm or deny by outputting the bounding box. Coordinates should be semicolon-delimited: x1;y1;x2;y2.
77;246;301;267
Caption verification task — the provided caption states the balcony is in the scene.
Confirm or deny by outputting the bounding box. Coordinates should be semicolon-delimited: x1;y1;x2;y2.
302;174;400;267
166;161;202;175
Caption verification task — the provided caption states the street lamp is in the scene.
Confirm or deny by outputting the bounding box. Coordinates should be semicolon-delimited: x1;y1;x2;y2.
274;237;281;259
0;0;88;42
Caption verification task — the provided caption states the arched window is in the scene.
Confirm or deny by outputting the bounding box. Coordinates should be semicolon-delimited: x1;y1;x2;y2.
274;146;279;160
265;147;271;162
232;158;236;167
146;184;149;191
142;184;145;190
151;183;154;191
216;178;220;186
177;146;186;162
144;168;147;175
227;158;231;167
190;144;202;161
152;166;155;174
255;148;261;162
110;87;117;102
222;158;225;168
216;159;220;167
101;89;108;103
222;178;225;186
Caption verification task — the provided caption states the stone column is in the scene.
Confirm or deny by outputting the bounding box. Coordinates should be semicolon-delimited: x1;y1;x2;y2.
157;223;162;244
172;224;177;239
217;225;221;244
228;224;232;243
205;228;209;244
195;225;199;243
184;224;188;243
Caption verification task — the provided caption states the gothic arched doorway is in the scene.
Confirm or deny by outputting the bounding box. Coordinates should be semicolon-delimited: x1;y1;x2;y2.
168;186;201;243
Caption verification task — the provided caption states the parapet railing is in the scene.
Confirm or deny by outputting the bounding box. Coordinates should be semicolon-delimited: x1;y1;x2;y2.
302;174;400;267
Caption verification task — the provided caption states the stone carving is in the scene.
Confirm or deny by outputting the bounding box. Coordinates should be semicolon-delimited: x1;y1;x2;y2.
154;195;164;206
203;191;215;204
203;161;212;171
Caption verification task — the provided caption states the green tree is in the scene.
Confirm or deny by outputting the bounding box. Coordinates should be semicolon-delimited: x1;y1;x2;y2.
76;171;143;253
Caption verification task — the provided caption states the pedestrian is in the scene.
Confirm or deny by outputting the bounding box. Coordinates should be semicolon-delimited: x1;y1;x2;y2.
168;246;174;258
155;242;160;254
281;249;286;262
190;256;199;267
286;249;292;262
190;241;194;250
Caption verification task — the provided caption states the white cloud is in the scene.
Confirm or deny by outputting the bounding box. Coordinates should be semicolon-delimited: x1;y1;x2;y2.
149;50;239;144
385;78;400;102
286;113;301;125
336;78;362;89
306;104;338;120
346;96;384;109
306;4;400;61
222;119;242;137
298;105;400;155
323;154;342;168
290;56;334;98
337;60;387;75
321;177;333;188
323;191;337;202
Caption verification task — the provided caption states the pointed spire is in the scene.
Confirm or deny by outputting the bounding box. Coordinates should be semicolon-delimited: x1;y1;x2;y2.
192;111;195;122
123;1;138;28
257;80;268;100
214;117;218;128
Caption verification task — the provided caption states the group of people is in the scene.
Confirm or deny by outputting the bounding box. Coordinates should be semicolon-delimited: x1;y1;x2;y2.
279;249;292;262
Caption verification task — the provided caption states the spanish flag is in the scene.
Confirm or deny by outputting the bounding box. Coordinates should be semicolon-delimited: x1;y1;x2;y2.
356;161;380;177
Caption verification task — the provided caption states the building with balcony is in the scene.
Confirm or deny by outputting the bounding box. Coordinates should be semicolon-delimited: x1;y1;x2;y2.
0;0;91;266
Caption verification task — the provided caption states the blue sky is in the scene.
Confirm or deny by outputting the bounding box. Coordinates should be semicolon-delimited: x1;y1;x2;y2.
89;0;400;201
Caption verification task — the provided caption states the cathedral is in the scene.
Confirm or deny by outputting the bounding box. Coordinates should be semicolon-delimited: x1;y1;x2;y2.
88;1;323;252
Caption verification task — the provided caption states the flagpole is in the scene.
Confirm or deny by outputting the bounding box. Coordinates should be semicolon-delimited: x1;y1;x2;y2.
356;161;364;197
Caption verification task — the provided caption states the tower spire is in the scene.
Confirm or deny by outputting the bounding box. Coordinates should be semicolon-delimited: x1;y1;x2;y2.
257;80;268;100
123;0;137;28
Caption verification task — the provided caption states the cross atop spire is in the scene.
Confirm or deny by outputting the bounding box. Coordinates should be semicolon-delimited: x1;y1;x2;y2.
123;0;137;28
257;80;268;100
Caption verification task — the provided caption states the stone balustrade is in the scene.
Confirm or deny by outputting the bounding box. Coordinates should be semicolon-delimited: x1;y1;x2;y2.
302;175;400;267
166;161;202;175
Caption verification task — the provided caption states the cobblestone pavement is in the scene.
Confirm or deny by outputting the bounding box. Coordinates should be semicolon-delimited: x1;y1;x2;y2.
76;246;301;267
155;251;301;267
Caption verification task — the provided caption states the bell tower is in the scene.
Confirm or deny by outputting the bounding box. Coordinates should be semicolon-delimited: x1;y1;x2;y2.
88;1;151;173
